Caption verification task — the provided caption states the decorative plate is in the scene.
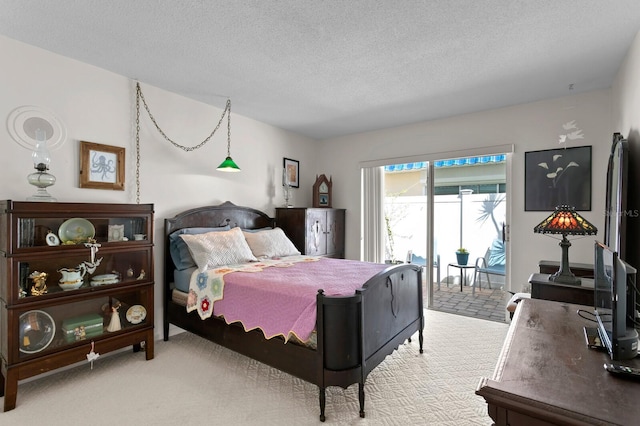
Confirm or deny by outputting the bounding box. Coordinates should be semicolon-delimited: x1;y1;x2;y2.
91;273;120;286
126;305;146;324
58;218;95;244
19;310;56;354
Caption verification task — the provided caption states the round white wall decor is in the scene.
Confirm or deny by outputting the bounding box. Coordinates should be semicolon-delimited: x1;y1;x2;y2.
6;105;67;151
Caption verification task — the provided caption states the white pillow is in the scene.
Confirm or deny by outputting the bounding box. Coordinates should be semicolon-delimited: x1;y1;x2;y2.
180;227;257;272
243;227;301;259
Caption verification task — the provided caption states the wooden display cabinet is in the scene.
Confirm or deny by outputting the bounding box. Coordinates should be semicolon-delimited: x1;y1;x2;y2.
0;200;155;411
276;207;345;258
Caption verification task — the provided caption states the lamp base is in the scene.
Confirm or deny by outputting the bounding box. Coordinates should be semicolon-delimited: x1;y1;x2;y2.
548;235;581;285
27;171;57;202
27;187;57;202
548;271;581;286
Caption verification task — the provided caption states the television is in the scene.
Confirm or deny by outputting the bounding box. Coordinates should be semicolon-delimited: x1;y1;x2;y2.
594;241;638;360
604;133;629;259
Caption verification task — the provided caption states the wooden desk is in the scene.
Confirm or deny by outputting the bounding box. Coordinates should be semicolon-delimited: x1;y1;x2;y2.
529;273;595;306
476;298;640;426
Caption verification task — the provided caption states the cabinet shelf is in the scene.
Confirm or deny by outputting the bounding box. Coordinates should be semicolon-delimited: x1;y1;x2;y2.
0;200;155;412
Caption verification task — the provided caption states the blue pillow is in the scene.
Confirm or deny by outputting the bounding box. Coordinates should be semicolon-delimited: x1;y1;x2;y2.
239;227;273;233
169;226;230;270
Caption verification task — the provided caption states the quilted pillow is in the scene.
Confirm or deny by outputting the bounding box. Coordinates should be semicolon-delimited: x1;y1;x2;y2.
169;225;230;270
180;227;257;272
243;227;301;259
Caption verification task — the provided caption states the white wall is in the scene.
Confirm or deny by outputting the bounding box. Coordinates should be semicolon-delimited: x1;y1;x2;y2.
611;30;640;273
319;90;613;291
612;31;640;140
0;35;318;340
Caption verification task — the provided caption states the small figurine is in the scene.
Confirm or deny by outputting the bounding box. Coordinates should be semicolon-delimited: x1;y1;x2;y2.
107;301;122;332
74;325;86;341
136;269;146;280
29;271;48;296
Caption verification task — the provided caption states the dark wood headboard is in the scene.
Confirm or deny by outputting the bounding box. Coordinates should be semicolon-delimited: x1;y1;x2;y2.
163;201;275;290
165;201;274;235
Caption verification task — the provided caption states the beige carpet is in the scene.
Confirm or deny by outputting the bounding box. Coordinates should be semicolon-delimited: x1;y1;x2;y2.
1;310;508;425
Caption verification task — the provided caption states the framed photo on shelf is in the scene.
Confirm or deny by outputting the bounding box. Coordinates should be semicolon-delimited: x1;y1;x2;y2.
524;145;592;211
79;141;125;190
108;224;125;242
283;158;300;188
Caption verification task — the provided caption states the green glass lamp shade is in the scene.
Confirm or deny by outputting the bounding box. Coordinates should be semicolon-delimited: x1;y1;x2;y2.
216;156;241;172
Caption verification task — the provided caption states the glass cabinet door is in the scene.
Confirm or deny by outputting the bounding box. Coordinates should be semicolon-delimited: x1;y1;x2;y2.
15;215;150;250
14;287;152;361
12;247;152;302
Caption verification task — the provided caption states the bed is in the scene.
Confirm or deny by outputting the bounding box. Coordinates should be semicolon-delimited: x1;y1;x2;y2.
163;201;424;421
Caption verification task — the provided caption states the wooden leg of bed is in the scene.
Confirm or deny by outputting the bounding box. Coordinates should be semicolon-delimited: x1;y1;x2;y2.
163;320;169;341
359;382;366;418
319;387;326;422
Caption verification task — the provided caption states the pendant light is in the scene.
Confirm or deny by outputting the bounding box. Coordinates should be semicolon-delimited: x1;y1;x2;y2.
216;99;240;172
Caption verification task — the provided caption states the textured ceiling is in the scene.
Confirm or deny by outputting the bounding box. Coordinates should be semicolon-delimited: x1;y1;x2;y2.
2;1;640;140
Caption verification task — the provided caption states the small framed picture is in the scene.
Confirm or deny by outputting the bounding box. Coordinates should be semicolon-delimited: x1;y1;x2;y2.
108;224;125;242
45;231;60;246
283;158;300;188
319;194;329;206
79;141;125;190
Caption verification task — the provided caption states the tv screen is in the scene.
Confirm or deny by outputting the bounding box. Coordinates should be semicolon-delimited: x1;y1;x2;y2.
594;241;638;360
604;133;628;259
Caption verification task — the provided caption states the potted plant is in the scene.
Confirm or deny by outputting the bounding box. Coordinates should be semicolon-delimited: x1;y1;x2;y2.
456;248;469;265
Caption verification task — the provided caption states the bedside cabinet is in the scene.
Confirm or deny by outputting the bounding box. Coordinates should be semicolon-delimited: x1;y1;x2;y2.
276;208;345;258
538;260;594;278
529;273;594;306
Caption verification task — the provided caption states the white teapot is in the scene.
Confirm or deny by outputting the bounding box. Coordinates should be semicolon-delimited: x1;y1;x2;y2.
58;264;89;290
58;264;87;283
58;256;102;291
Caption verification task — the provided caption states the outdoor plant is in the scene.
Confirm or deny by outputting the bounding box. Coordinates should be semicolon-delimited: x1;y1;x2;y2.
456;247;468;254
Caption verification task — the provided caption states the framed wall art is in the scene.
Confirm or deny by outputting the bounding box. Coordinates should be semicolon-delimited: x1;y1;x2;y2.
283;158;299;188
524;145;592;211
79;141;125;190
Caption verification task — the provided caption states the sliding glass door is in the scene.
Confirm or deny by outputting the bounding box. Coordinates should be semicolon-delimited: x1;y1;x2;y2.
380;153;509;321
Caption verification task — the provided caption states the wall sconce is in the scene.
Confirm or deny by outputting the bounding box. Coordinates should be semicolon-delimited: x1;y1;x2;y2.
26;129;57;202
533;205;597;285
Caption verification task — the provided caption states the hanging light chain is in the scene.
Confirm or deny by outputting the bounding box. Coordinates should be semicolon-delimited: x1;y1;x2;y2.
135;83;230;152
134;82;232;203
135;88;141;204
227;100;231;155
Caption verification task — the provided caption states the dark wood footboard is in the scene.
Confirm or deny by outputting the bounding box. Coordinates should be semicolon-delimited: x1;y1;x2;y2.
164;202;424;422
317;262;423;420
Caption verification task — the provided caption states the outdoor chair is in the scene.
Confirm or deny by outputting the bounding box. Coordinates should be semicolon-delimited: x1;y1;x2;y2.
406;250;441;289
473;246;505;291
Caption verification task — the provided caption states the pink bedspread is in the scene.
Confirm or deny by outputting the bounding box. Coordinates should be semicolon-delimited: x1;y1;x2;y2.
214;257;387;342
